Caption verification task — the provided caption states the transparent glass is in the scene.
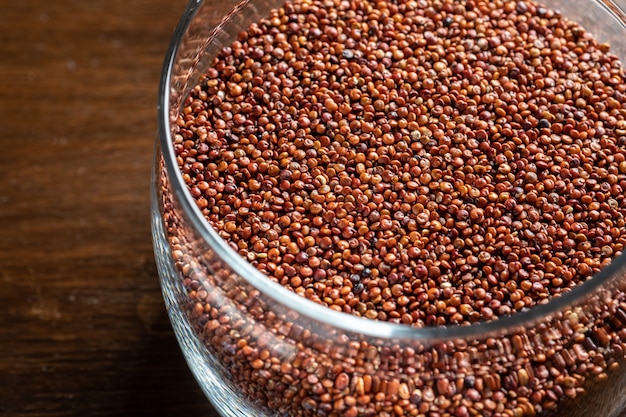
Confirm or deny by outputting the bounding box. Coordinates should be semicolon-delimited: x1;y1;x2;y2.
152;0;626;416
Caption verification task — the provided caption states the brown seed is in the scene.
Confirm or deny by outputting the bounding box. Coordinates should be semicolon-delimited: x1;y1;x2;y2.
335;372;350;391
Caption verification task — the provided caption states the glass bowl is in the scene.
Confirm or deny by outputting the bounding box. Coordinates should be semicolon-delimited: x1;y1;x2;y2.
152;0;626;416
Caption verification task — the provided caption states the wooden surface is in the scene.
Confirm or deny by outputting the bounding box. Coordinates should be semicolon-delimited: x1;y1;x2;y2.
0;1;218;415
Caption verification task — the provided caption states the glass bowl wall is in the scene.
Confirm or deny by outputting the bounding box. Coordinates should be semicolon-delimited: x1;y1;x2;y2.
153;0;626;416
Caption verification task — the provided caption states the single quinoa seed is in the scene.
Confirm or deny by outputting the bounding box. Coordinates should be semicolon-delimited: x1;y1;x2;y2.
165;0;626;415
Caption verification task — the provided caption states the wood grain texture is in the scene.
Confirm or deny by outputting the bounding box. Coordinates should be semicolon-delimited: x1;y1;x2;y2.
0;1;218;415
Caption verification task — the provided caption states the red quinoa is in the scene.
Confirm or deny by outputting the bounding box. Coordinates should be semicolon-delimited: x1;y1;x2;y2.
164;0;626;415
176;0;626;325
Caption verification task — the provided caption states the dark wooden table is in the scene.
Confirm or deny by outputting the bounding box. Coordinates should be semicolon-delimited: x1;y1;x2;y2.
0;1;218;415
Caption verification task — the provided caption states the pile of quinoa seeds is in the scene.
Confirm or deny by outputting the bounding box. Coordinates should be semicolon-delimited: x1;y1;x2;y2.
170;0;626;414
177;0;626;326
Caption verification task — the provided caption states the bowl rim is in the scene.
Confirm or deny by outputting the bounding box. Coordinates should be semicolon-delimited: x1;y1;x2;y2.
156;0;626;341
